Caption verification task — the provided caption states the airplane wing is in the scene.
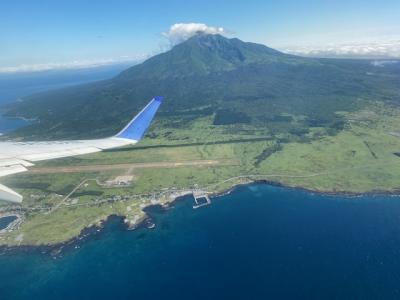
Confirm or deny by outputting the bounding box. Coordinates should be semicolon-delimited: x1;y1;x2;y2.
0;96;163;203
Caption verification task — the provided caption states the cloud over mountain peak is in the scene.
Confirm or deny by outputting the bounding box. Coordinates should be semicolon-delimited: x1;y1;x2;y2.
162;23;225;45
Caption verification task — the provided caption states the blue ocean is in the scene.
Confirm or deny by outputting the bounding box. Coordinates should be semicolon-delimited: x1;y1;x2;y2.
0;116;31;134
2;184;400;300
0;64;132;134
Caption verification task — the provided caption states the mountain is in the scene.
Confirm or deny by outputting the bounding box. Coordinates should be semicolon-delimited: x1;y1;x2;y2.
118;34;295;78
6;33;400;140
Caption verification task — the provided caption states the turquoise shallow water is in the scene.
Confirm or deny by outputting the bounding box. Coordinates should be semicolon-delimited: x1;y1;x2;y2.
1;184;400;299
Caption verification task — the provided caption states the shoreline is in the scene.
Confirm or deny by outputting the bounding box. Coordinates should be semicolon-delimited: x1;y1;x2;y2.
249;179;400;198
0;192;190;256
1;180;400;254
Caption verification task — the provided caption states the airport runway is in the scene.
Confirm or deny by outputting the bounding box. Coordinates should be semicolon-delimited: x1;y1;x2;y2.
29;160;229;174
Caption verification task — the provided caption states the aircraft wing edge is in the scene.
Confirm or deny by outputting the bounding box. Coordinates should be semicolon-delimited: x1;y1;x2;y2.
0;165;27;203
0;96;163;203
116;96;163;141
0;183;23;203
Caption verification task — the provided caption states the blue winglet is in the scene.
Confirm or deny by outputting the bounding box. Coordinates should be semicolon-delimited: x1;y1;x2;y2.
116;96;163;141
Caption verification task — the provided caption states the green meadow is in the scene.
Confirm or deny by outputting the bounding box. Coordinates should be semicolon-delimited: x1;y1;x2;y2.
1;102;400;246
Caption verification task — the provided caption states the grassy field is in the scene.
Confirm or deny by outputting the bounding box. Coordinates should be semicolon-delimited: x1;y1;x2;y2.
1;102;400;246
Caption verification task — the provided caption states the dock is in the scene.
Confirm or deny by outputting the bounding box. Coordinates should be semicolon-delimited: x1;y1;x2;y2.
192;190;211;209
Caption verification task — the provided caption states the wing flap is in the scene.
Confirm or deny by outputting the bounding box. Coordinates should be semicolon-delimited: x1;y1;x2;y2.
0;165;28;177
0;159;34;167
19;146;102;162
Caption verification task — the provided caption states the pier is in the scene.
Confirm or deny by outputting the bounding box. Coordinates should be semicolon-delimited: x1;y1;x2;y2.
192;190;211;209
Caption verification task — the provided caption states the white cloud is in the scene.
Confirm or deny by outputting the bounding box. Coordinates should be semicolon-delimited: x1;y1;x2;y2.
282;40;400;59
371;60;399;67
162;23;225;45
0;55;146;74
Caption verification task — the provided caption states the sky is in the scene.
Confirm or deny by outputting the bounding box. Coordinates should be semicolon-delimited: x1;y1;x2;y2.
1;0;399;72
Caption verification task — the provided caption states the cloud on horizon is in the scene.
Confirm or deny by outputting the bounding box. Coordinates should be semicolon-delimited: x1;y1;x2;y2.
162;23;225;45
1;23;226;73
283;40;400;59
0;55;146;74
4;27;399;74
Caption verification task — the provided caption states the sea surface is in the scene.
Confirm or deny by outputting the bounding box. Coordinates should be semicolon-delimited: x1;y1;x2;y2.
0;63;133;134
0;216;17;230
2;184;400;300
0;116;31;134
0;63;133;105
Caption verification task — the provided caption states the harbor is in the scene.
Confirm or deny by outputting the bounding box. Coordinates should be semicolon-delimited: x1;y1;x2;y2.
0;213;23;233
192;190;211;209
